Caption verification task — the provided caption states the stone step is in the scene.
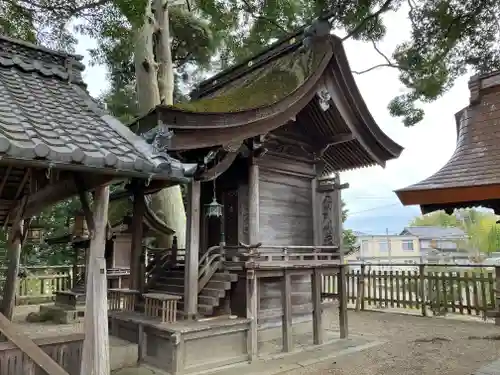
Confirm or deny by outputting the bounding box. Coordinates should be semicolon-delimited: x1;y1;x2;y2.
200;288;225;298
212;272;238;283
206;280;231;290
198;295;219;306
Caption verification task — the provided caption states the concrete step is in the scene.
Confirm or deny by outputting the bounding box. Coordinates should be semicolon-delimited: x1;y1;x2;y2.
200;288;225;298
153;284;184;294
206;280;231;290
212;272;238;283
198;295;220;306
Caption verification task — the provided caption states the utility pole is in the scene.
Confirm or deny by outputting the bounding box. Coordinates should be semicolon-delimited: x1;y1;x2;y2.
386;228;392;266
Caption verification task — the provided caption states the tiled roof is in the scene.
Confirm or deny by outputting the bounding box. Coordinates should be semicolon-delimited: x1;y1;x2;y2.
0;34;188;181
400;226;466;239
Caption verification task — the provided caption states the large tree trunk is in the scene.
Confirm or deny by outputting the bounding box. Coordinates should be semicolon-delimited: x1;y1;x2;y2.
134;0;187;249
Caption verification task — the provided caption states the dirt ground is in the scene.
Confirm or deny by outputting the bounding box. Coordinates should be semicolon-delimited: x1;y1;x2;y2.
288;309;500;375
14;305;500;375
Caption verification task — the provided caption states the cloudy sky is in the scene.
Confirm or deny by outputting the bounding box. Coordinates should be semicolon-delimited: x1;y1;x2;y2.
74;9;469;235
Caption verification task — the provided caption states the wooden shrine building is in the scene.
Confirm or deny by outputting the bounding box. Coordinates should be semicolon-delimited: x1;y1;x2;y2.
106;21;403;374
0;33;195;374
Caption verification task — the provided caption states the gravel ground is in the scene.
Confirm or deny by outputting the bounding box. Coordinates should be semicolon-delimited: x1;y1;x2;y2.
287;309;500;375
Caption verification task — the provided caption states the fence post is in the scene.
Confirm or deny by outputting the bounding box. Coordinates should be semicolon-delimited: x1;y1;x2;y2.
355;265;366;311
495;266;500;326
419;264;427;317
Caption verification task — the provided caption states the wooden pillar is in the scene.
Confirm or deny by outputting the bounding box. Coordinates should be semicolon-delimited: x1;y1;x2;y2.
1;219;24;320
248;161;259;244
80;184;110;375
130;183;146;292
246;270;258;361
72;246;79;288
311;177;320;246
311;268;323;344
282;270;292;352
184;179;201;319
495;266;500;326
317;173;349;338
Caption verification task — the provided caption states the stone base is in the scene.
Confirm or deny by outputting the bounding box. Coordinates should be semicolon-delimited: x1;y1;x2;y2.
39;304;86;324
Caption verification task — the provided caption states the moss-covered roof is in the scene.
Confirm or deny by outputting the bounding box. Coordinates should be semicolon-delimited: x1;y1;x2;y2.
172;44;326;113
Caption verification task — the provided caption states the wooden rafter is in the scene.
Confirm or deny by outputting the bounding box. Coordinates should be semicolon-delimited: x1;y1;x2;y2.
14;168;31;200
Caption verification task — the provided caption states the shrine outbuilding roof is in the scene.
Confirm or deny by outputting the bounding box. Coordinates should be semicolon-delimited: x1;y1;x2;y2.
0;34;189;182
131;25;403;173
396;71;500;214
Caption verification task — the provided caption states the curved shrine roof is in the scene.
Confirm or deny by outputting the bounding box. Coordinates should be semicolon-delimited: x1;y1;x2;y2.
396;71;500;213
132;31;402;173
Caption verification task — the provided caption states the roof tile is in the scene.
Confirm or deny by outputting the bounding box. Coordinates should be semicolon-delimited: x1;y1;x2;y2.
0;34;188;181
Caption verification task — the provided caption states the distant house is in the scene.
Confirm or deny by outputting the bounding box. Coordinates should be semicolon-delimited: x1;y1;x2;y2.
346;233;421;269
400;226;470;264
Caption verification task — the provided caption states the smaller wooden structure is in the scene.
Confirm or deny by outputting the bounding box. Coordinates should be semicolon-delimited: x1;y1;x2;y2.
0;33;193;374
396;70;500;324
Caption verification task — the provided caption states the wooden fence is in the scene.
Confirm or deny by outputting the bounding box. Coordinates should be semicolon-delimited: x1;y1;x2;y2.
322;264;500;319
0;266;82;305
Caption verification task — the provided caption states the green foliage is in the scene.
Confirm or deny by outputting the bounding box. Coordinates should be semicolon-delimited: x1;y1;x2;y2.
4;0;499;126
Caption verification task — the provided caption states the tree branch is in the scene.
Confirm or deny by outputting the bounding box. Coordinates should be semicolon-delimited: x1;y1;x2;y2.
240;0;289;34
341;0;395;41
352;63;403;75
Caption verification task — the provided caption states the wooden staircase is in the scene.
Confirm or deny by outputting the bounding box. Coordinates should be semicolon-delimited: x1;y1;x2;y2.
146;245;238;316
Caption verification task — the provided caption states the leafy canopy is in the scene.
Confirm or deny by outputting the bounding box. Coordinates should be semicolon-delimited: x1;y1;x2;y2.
2;0;500;126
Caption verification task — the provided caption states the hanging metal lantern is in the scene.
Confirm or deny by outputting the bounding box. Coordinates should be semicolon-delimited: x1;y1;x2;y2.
204;179;223;218
204;196;224;218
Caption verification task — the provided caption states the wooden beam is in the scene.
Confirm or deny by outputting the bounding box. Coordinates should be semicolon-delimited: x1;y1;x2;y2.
0;312;70;375
14;168;31;200
74;174;96;236
316;133;354;156
1;195;27;320
282;270;293;352
0;166;12;197
11;174;114;221
184;179;201;318
80;184;110;375
197;147;242;182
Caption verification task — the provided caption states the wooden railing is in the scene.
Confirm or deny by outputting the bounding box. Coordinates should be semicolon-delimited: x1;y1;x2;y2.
0;311;83;375
225;243;342;268
198;245;224;291
323;263;500;320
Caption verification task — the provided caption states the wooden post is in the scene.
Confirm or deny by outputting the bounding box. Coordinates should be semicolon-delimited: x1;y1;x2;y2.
282;270;292;352
1;219;24;320
356;264;366;312
80;184;110;375
248;160;259;244
311;268;323;345
130;182;146;292
72;246;79;288
311;177;320;246
495;266;500;326
419;264;427;317
184;179;201;319
246;270;258;361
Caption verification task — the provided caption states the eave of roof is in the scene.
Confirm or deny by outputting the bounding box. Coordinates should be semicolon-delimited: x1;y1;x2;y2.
396;71;500;213
0;34;190;183
132;33;402;172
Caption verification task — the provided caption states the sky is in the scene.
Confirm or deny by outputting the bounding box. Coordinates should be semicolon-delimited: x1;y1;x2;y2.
73;9;470;235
